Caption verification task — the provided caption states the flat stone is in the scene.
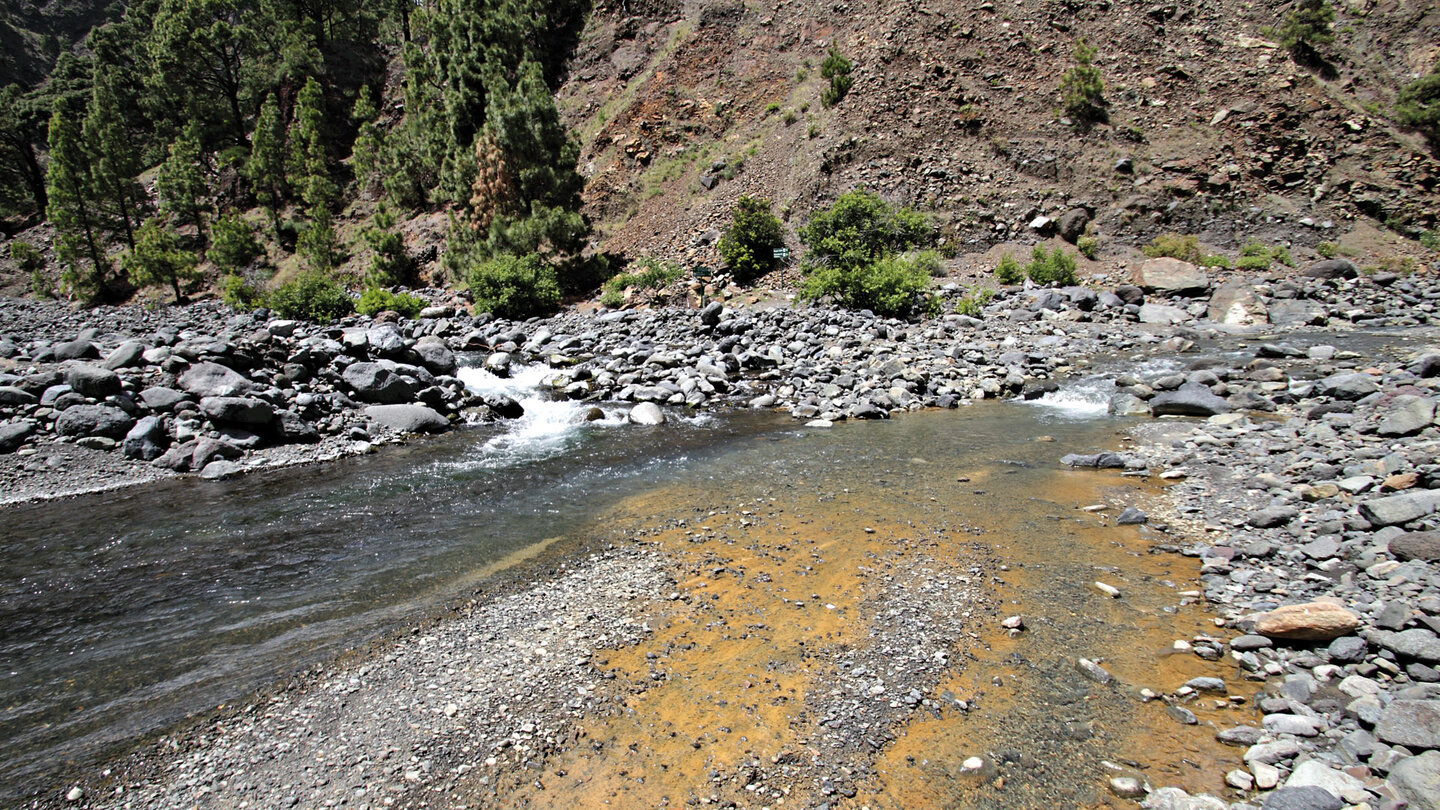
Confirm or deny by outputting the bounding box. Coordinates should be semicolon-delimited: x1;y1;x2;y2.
1388;750;1440;810
1285;759;1365;800
1255;602;1359;641
179;362;256;397
1361;490;1440;527
102;340;146;370
200;396;276;427
1263;713;1320;736
138;387;188;411
1319;372;1378;401
1378;395;1437;437
1138;303;1193;325
1133;257;1211;296
1249;505;1298;528
1372;629;1440;663
1261;785;1342;810
1392;531;1440;562
1151;383;1231;417
1139;787;1227;810
1375;700;1440;749
364;404;449;434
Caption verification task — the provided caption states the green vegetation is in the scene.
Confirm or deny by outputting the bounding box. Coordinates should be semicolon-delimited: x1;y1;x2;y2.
995;254;1024;285
1420;231;1440;252
954;287;995;317
121;219;199;302
1316;241;1339;258
600;256;683;307
1236;240;1295;270
1270;0;1335;60
718;195;785;282
467;252;561;319
221;273;268;311
356;287;426;318
1396;69;1440;151
1076;235;1098;260
207;215;263;271
1024;245;1078;285
1059;39;1106;128
820;48;854;108
268;271;355;323
1142;233;1203;262
797;189;935;316
363;204;412;287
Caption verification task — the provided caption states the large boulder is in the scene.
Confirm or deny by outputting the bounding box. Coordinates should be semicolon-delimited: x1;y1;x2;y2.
0;420;36;452
102;340;146;370
179;362;255;397
1359;490;1440;527
365;324;410;358
52;338;98;360
1376;701;1440;750
1133;258;1210;296
412;339;458;376
1318;372;1378;401
0;386;37;406
1389;750;1440;810
1377;395;1436;436
138;387;189;411
1254;602;1359;641
65;364;122;399
1390;531;1440;562
274;410;321;444
55;404;135;439
1207;281;1269;326
1058;208;1091;243
343;362;417;404
364;404;449;434
1138;303;1192;325
122;416;170;461
1150;383;1231;417
628;402;666;425
1267;299;1328;326
200;396;276;427
1300;258;1359;279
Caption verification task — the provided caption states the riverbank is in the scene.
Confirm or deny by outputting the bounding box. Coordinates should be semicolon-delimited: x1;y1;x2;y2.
5;261;1440;808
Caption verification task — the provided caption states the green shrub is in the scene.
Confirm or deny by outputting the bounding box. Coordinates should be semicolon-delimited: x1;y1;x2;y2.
1237;240;1294;270
221;273;268;310
955;287;995;317
910;250;945;277
1025;245;1078;285
766;102;782;114
357;287;426;318
363;204;412;287
1076;235;1098;259
820;48;854;108
1199;254;1231;269
1059;38;1106;126
799;252;931;317
1396;70;1440;148
718;195;786;282
122;219;201;302
1142;233;1202;262
13;241;51;298
467;252;560;319
1420;231;1440;252
600;287;624;309
1316;241;1338;258
1270;0;1335;54
995;254;1024;284
603;256;684;301
783;109;798;125
207;215;263;271
268;271;355;322
807;123;821;139
799;189;932;270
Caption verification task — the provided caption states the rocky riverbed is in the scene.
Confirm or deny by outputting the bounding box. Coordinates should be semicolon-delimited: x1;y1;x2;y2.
6;256;1440;809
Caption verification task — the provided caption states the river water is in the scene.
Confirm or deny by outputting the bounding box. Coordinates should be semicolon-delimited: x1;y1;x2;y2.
1;363;1238;802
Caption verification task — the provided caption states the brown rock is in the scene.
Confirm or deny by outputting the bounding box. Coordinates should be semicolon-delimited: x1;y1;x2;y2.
1384;472;1420;491
1132;257;1211;296
1255;602;1360;641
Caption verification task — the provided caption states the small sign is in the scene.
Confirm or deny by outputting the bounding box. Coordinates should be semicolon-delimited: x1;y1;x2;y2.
773;248;790;260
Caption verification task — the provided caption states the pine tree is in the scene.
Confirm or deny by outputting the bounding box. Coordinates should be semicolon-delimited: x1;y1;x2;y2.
247;92;287;240
46;109;113;301
83;64;145;249
123;218;200;302
157;119;212;245
293;76;339;270
147;0;256;144
350;85;382;192
0;85;49;218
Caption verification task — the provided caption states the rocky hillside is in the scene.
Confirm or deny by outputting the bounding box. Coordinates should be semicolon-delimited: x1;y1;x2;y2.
560;0;1439;271
0;0;116;89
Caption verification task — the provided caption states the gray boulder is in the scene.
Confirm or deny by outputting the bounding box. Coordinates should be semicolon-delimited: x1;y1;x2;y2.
1391;531;1440;562
1108;393;1150;416
365;324;409;357
343;362;417;404
1207;281;1268;326
55;404;135;439
138;387;188;411
65;364;121;399
1318;372;1378;401
1261;786;1342;810
1377;395;1436;436
53;338;98;360
1300;258;1359;279
628;402;666;425
102;340;146;370
200;396;276;427
1267;299;1328;326
1389;750;1440;810
364;404;449;434
0;420;36;452
0;386;37;406
122;416;169;461
1058;208;1090;243
1138;303;1192;325
179;362;255;397
1376;700;1440;749
699;301;724;327
1133;257;1210;296
1360;490;1440;527
1150;383;1231;417
483;352;513;377
1372;630;1440;663
412;339;457;376
274;411;321;444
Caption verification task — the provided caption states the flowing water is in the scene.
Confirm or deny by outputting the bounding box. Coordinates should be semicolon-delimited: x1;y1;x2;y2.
0;364;1246;803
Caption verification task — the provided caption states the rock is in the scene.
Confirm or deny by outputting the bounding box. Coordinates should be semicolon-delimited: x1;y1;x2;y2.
1416;354;1440;379
0;386;37;406
1377;700;1440;749
1300;258;1360;279
364;404;449;434
1139;787;1227;810
1207;281;1269;326
1372;629;1440;663
191;437;241;468
699;301;724;327
65;364;122;399
1138;303;1192;325
1216;726;1263;746
344;363;418;404
1059;208;1091;243
122;416;169;461
1389;750;1440;810
1327;636;1367;663
1267;299;1328;326
55;404;135;439
1285;759;1365;800
484;352;513;377
1264;713;1320;736
1108;393;1150;416
1109;776;1147;798
1245;739;1303;764
1150;383;1231;417
1377;395;1436;437
0;420;37;453
1133;258;1210;296
179;362;255;397
102;340;146;370
1076;657;1113;684
1254;602;1359;641
366;324;409;357
138;386;189;411
1391;531;1440;562
628;402;666;425
1185;676;1226;692
274;410;321;444
53;338;98;360
200;460;243;480
1117;506;1147;524
200;396;276;427
1360;490;1440;527
1249;505;1298;528
1318;372;1378;401
412;339;458;376
1261;786;1342;810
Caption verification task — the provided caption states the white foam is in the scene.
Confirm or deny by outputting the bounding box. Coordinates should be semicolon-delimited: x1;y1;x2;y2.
455;364;627;467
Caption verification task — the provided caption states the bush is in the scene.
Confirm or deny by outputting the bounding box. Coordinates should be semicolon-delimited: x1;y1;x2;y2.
467;252;560;319
954;287;995;317
602;256;684;304
357;287;426;318
799;189;933;270
1396;70;1440;148
1421;231;1440;252
820;47;854;108
718;195;786;282
363;205;412;287
1059;39;1106;127
1199;254;1231;269
207;215;263;271
995;254;1024;284
1316;241;1338;258
1237;240;1294;270
1025;245;1078;285
122;219;200;302
1271;0;1335;53
221;273;268;310
1076;235;1098;260
799;252;931;317
268;271;355;322
1142;233;1202;262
